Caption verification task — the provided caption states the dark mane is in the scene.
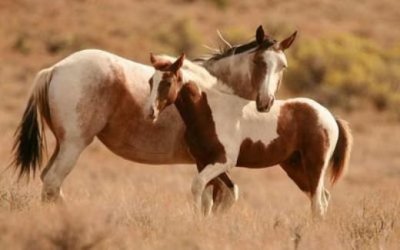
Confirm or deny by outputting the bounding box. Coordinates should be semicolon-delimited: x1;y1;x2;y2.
197;37;277;62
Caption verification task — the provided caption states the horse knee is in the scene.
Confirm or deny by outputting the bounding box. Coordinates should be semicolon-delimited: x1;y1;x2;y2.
191;176;206;197
232;184;239;201
321;188;330;214
324;188;330;202
41;169;65;202
40;145;60;182
311;202;324;219
201;185;214;216
41;185;64;203
310;191;327;219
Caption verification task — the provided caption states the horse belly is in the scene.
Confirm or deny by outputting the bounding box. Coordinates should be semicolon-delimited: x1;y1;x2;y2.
236;136;293;168
98;104;193;164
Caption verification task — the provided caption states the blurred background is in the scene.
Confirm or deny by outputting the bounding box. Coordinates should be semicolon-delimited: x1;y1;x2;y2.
0;1;400;249
1;0;400;117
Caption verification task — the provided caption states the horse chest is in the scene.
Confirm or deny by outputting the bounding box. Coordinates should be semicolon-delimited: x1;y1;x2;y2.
176;85;227;166
206;92;281;160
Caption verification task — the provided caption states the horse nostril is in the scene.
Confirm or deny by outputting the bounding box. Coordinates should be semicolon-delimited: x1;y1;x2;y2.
148;108;155;119
269;96;275;107
256;105;267;112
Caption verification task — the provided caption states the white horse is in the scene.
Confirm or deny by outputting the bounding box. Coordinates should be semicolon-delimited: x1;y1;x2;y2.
12;26;297;210
147;54;352;217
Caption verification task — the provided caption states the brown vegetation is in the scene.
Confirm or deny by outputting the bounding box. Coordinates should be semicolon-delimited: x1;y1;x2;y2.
1;0;400;249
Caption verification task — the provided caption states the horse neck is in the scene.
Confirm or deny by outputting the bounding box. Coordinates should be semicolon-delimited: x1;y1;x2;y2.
202;53;257;100
174;79;249;132
174;82;214;135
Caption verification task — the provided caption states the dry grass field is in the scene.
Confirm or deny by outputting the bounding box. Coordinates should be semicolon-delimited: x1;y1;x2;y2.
1;0;400;249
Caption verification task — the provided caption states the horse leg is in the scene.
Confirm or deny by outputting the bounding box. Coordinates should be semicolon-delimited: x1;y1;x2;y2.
196;162;238;215
196;163;215;214
211;172;239;213
192;163;233;214
280;151;311;196
301;151;330;218
40;64;114;202
201;178;234;216
281;156;331;216
218;172;239;202
201;183;214;216
208;174;239;214
40;144;60;182
322;188;330;214
280;149;332;217
40;137;90;202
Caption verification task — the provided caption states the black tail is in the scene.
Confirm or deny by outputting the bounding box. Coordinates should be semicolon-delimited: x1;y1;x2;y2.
11;68;53;180
12;97;43;178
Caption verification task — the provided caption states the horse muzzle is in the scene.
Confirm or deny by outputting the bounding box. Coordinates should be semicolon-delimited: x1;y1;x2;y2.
256;94;275;112
147;107;159;123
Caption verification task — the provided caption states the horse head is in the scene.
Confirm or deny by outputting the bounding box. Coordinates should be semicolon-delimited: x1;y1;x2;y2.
147;53;185;122
201;25;297;112
252;25;297;112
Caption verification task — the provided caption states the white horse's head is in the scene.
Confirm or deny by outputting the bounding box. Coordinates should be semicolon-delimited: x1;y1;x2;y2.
146;53;185;122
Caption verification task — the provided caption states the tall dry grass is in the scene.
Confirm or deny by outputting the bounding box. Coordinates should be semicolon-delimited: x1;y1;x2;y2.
0;156;399;249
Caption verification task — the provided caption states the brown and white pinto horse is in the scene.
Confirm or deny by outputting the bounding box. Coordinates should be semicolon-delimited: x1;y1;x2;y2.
147;54;352;217
11;26;297;209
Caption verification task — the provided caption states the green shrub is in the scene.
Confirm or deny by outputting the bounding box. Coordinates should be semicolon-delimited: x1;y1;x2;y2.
12;33;31;55
285;34;400;117
223;27;250;46
44;33;94;55
207;0;230;10
155;18;201;57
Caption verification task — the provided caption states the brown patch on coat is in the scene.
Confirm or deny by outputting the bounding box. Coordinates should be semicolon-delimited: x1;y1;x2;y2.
94;64;193;164
175;82;227;167
237;102;330;195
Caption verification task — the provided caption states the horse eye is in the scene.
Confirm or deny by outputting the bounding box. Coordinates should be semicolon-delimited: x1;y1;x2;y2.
253;59;265;66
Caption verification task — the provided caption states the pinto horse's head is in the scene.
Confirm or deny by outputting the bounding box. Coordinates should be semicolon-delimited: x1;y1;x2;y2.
146;53;185;122
252;25;297;112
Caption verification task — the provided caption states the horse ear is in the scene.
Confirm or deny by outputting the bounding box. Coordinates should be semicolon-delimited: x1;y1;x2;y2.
169;53;185;73
256;25;265;45
279;31;297;50
150;53;157;65
150;53;172;70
